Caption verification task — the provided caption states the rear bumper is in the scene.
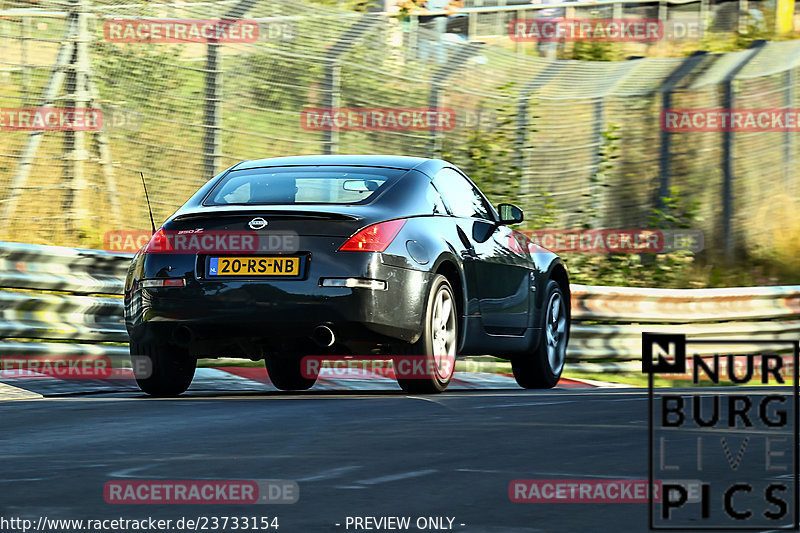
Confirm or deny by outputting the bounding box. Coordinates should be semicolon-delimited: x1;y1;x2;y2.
125;259;432;348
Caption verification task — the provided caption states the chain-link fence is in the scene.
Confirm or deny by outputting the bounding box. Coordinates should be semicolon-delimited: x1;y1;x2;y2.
0;0;797;259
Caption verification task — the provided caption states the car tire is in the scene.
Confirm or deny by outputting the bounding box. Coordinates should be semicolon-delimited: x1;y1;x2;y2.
265;353;317;391
395;274;458;394
512;279;568;389
130;341;196;397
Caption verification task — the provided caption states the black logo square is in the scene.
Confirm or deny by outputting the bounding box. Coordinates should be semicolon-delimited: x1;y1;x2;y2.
642;333;686;374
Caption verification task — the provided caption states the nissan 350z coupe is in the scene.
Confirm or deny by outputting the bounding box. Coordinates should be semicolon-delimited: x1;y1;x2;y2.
124;155;570;395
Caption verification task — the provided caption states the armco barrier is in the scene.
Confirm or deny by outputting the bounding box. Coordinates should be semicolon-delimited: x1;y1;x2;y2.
1;242;798;366
0;242;131;360
570;284;800;360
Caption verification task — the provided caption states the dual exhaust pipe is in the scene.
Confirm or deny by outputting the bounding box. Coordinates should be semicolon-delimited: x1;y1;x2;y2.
312;325;335;348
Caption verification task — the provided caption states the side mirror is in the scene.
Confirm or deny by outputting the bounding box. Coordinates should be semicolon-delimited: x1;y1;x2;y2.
498;203;524;225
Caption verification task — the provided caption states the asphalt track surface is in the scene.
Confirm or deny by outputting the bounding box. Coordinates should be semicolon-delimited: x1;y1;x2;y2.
1;375;796;533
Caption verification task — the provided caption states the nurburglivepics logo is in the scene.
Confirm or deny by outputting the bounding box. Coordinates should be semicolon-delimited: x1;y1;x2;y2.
643;332;799;529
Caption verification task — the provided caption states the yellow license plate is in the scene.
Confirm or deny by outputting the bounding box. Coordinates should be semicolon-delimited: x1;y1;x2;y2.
208;256;301;277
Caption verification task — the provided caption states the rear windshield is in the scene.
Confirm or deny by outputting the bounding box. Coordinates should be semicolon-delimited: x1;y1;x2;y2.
204;166;407;206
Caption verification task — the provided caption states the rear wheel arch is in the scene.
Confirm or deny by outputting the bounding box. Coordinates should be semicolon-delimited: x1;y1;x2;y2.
431;256;466;351
547;262;571;323
531;260;571;347
512;277;568;389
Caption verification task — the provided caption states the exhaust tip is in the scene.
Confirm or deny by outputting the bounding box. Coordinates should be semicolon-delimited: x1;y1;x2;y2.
312;325;335;348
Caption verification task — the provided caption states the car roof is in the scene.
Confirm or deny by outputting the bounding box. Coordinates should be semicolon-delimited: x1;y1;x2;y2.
234;155;433;171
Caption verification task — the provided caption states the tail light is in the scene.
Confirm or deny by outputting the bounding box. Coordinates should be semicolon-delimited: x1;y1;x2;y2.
140;278;186;288
142;227;172;253
338;219;406;252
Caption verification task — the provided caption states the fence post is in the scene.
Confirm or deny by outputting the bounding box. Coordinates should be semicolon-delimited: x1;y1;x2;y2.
721;40;766;261
657;51;708;208
496;0;507;37
407;14;418;62
202;42;222;178
429;84;444;157
468;10;477;39
738;0;749;33
322;60;341;155
516;63;564;207
591;97;606;228
588;58;640;228
322;15;381;155
427;42;484;157
203;0;260;178
784;67;795;188
62;0;90;236
699;0;710;37
21;12;30;104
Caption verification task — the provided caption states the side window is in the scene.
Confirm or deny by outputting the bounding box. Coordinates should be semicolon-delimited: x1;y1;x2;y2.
432;168;493;221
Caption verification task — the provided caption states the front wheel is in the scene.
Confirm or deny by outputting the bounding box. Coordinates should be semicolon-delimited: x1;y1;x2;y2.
512;279;568;389
130;341;196;397
395;274;458;394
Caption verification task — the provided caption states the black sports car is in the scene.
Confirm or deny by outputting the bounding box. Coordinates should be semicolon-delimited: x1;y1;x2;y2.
124;155;570;395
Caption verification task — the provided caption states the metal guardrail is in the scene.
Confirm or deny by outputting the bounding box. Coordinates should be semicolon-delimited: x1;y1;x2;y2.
571;284;800;323
1;242;799;365
0;241;130;293
0;242;130;359
570;283;800;360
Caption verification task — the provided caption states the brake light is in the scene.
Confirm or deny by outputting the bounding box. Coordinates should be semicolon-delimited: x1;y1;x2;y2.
143;227;172;253
338;219;407;252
